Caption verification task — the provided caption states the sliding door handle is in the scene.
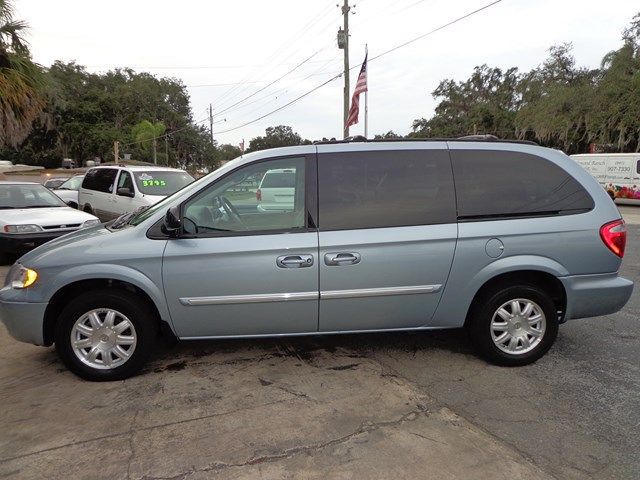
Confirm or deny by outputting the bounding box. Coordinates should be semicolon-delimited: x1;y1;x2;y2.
324;252;361;266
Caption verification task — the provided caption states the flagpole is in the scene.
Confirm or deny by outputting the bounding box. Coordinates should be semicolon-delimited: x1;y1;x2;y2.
364;44;368;139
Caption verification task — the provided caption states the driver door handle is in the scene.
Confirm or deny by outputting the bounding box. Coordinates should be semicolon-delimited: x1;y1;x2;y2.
324;252;361;266
276;254;314;269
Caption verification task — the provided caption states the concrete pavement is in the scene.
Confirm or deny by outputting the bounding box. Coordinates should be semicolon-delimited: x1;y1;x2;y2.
0;207;638;479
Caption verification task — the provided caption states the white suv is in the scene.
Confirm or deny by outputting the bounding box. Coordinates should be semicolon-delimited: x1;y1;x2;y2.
78;165;194;221
256;168;297;212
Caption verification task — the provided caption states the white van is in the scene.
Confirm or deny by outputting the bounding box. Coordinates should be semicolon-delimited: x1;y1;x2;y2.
256;168;297;212
571;153;640;205
78;165;194;221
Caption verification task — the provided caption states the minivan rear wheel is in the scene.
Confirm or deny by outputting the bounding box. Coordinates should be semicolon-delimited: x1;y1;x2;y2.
54;290;157;381
468;285;558;366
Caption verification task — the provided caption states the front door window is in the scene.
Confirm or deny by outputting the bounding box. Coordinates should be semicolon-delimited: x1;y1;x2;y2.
183;157;306;234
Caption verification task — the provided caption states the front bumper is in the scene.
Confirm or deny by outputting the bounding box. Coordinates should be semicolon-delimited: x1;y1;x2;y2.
561;273;634;321
0;231;72;255
0;295;47;345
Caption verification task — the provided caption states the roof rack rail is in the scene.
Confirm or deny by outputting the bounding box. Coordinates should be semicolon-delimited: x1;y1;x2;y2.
314;136;538;146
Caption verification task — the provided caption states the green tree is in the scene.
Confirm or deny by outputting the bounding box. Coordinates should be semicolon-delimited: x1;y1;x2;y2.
132;120;166;164
374;131;402;140
246;125;309;153
411;65;520;139
0;0;45;147
515;44;597;153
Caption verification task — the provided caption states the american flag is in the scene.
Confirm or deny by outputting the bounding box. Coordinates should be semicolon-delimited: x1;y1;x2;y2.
346;53;368;128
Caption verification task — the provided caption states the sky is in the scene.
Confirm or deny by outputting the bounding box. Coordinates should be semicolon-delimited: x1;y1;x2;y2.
12;0;640;147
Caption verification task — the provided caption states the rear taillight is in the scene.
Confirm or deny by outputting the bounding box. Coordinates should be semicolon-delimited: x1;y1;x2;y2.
600;219;627;257
256;189;262;202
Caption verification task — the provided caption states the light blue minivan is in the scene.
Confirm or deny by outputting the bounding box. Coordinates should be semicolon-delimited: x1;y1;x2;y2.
0;139;633;380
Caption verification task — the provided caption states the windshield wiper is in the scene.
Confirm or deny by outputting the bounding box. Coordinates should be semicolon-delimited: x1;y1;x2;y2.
111;206;149;229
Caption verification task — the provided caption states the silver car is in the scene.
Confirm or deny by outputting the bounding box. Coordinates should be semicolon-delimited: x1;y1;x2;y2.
0;139;633;381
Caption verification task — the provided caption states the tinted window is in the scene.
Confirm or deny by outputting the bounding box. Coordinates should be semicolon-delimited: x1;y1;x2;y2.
260;171;296;188
318;150;456;230
117;171;134;191
82;168;118;193
451;150;594;219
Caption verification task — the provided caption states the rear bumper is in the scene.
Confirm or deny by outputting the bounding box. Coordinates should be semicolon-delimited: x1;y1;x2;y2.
561;273;633;321
0;232;68;255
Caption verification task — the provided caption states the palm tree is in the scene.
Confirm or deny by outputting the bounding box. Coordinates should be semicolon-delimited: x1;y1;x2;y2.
132;120;166;164
0;0;45;148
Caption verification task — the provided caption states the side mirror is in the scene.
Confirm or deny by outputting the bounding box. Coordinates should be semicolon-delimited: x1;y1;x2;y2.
162;206;182;236
117;187;135;198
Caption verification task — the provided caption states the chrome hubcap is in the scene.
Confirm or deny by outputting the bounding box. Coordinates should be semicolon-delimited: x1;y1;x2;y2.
70;308;137;370
490;299;546;355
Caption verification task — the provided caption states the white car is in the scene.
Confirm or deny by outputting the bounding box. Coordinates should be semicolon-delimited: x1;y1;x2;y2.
52;174;84;209
256;168;297;212
78;165;194;221
0;181;100;261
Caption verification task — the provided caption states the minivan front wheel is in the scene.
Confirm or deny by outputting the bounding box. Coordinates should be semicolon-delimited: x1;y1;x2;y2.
55;290;157;381
468;285;558;366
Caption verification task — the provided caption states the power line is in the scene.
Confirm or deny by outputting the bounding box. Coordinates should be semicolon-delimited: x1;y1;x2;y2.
369;0;503;63
215;0;504;136
213;48;325;116
124;0;503;144
209;2;337;109
120;116;210;149
214;73;343;134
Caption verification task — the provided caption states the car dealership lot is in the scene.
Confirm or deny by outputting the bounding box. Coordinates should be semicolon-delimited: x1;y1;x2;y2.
0;208;638;479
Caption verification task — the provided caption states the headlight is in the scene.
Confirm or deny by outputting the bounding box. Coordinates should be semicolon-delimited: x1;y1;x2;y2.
3;224;43;234
6;265;38;289
82;219;101;228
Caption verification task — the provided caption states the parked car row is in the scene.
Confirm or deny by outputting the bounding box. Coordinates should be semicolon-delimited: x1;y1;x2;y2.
0;166;194;261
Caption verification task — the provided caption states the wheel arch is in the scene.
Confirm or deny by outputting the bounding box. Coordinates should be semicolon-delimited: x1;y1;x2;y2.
463;269;567;328
432;254;570;328
42;272;174;346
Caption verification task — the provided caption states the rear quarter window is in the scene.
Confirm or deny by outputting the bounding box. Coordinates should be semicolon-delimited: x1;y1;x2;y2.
318;149;456;230
82;168;118;193
451;150;594;219
260;171;296;188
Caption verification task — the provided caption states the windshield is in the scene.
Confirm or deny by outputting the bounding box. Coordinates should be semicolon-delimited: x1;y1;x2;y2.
59;175;84;190
133;171;194;196
128;169;218;226
0;183;67;209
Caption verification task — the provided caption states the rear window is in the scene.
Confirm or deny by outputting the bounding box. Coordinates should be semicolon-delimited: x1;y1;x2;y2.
133;171;194;196
260;171;296;188
318;150;456;230
82;168;118;193
451;150;594;219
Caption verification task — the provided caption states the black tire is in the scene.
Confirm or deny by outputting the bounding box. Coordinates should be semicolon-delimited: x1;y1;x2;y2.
467;284;558;366
0;252;13;266
68;202;78;209
55;290;158;381
83;204;93;214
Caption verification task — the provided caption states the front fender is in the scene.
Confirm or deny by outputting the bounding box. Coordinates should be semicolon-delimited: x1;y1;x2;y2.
34;263;172;329
431;254;568;328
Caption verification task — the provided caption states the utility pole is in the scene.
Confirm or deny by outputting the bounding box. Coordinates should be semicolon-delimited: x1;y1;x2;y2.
165;135;169;166
209;104;214;145
341;0;350;139
113;140;119;164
